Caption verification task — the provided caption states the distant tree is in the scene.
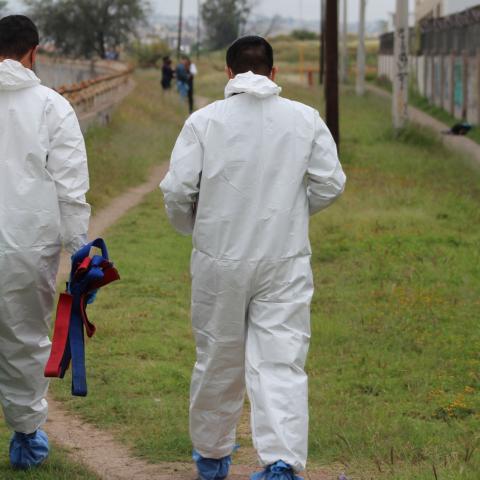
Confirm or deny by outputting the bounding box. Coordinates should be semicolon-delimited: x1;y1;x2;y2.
201;0;252;50
291;29;319;41
129;39;170;68
0;1;8;15
25;0;148;59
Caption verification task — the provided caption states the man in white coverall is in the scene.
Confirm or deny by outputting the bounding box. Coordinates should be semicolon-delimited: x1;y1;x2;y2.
0;15;90;469
160;36;346;480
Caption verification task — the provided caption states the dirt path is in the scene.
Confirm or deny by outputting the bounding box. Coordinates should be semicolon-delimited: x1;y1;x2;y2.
56;163;168;278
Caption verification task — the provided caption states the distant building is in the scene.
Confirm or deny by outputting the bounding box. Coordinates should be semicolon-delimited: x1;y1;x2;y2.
415;0;480;22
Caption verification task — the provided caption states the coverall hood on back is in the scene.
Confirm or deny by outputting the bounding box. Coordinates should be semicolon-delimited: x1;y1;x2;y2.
0;59;91;434
161;71;346;472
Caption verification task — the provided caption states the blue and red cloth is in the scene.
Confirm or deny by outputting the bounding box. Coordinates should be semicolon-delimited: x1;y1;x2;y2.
44;239;120;396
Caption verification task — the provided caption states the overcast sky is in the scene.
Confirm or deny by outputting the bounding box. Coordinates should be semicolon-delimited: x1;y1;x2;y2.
149;0;416;23
8;0;416;23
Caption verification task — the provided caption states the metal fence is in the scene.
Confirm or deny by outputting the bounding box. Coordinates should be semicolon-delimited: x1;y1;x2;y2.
420;6;480;55
379;6;480;56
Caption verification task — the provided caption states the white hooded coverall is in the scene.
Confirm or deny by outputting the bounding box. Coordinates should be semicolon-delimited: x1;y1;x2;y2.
0;60;90;433
160;71;346;472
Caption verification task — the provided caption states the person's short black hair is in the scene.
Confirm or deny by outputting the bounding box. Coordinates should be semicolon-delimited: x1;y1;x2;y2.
226;36;274;76
0;15;39;59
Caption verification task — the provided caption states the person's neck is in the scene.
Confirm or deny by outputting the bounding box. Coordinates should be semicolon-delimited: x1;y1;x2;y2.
0;56;32;69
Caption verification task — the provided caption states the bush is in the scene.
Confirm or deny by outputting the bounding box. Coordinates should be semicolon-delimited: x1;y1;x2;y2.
291;29;319;41
129;40;170;68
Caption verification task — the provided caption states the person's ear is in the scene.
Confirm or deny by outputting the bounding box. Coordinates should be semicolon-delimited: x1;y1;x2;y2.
30;46;39;68
269;66;278;82
20;45;39;70
225;66;235;80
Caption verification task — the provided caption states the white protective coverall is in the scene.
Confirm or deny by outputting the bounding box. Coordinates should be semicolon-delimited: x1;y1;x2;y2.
160;71;346;472
0;60;90;434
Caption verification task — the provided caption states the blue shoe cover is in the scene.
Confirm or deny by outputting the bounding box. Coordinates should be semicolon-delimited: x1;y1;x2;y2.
9;430;49;470
250;460;303;480
193;450;232;480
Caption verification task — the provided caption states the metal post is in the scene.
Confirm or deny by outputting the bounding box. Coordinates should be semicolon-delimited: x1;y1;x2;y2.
340;0;348;83
392;0;409;129
356;0;366;95
177;0;184;59
325;0;340;147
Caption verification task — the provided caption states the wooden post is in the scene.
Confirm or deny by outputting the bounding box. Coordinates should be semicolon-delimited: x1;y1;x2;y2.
356;0;366;95
340;0;348;83
392;0;409;130
299;44;305;82
325;0;340;146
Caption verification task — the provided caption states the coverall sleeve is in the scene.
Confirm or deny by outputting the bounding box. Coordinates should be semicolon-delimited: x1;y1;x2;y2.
46;95;91;253
307;110;346;215
160;121;203;235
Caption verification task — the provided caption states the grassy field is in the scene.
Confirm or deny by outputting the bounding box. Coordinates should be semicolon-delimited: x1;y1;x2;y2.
47;67;480;480
0;425;99;479
85;69;188;209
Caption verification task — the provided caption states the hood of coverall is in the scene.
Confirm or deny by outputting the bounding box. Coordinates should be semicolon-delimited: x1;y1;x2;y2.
224;71;282;99
0;59;41;91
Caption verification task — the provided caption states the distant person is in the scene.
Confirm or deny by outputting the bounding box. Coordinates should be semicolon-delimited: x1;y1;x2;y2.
0;15;90;469
186;57;197;113
175;56;190;101
160;36;346;480
161;55;173;91
105;49;118;60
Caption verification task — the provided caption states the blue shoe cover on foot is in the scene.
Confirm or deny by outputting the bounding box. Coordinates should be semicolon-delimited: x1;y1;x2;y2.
193;450;232;480
9;430;49;470
250;460;303;480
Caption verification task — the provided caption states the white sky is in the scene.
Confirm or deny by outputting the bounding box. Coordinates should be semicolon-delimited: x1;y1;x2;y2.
150;0;416;22
8;0;416;23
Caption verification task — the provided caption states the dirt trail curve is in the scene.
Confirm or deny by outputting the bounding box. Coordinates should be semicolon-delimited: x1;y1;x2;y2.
45;99;340;480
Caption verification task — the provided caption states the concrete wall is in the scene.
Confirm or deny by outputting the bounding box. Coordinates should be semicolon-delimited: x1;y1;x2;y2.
378;51;480;124
36;56;134;132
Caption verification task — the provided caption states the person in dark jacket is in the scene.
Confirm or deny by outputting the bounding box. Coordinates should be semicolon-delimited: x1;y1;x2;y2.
161;56;174;91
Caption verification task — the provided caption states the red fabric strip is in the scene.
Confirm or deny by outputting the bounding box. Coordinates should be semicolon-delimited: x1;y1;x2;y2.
44;293;73;377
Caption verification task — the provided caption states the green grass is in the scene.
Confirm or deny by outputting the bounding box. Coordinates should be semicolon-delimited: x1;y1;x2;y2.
374;76;480;146
51;192;194;462
49;70;480;479
85;69;188;209
0;424;99;479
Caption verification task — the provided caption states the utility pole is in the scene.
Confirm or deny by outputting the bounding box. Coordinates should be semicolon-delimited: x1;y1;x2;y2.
356;0;366;95
177;0;184;59
319;0;325;85
325;0;340;146
340;0;348;83
393;0;409;129
197;0;201;60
